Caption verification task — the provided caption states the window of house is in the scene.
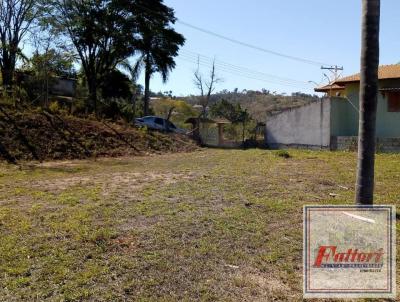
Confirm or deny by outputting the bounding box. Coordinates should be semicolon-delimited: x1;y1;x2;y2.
387;92;400;112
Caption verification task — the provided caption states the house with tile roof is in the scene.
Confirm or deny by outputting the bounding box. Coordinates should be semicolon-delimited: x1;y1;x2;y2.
265;64;400;151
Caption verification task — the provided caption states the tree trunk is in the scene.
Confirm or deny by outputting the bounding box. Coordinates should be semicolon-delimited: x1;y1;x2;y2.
166;107;175;121
242;121;246;144
355;0;380;204
88;76;98;117
132;96;136;125
144;62;151;116
45;75;49;108
1;49;16;90
1;68;13;88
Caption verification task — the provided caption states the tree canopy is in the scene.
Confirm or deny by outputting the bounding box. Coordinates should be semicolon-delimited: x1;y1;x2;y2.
210;99;250;125
130;0;185;115
0;0;41;87
49;0;138;113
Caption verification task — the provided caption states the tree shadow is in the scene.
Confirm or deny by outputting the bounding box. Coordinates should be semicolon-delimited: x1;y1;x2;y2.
0;108;143;162
0;107;39;161
41;111;92;158
0;140;17;164
101;121;140;152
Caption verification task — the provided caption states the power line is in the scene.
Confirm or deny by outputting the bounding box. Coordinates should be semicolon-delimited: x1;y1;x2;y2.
177;54;305;88
179;56;302;87
180;49;308;85
134;3;334;67
179;56;299;87
179;50;306;86
177;20;330;67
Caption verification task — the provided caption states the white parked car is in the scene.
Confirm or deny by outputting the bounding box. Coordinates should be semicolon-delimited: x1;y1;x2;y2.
134;116;186;134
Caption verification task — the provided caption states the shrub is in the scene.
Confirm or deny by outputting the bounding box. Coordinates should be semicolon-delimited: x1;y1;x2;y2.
49;101;60;113
275;150;291;158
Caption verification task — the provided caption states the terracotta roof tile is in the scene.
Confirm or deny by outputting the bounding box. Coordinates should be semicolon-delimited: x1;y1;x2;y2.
314;83;345;92
336;64;400;83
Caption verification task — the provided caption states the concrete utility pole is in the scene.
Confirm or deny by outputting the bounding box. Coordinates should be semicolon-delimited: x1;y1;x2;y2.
321;65;344;96
321;65;344;82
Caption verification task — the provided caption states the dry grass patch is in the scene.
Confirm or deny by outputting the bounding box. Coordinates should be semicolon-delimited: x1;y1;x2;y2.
0;149;399;301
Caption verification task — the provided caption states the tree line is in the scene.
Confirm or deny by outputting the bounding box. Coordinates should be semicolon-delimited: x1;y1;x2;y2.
0;0;185;118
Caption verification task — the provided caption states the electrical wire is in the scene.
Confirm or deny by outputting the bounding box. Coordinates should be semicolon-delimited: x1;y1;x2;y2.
134;3;333;67
180;49;308;85
177;55;305;88
177;20;331;67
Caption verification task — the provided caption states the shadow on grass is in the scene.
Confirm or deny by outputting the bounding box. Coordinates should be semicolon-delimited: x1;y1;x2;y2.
19;163;89;174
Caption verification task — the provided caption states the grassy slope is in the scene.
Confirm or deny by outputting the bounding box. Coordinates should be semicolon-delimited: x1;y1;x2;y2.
0;109;198;161
0;149;399;301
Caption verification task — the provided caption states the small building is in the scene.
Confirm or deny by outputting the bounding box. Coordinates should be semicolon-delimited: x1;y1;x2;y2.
185;117;240;148
266;64;400;152
50;77;76;97
15;71;77;98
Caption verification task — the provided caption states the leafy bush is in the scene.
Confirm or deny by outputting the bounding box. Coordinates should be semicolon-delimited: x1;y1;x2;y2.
274;150;291;158
152;98;197;128
49;101;60;113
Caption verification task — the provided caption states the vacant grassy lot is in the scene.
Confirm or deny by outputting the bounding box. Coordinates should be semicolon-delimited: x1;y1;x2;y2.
0;149;399;301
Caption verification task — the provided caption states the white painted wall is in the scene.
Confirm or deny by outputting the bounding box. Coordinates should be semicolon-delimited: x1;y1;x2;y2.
265;100;331;148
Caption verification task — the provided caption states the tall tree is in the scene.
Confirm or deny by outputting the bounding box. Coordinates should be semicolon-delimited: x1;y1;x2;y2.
193;58;220;118
355;0;380;204
49;0;136;115
0;0;40;88
132;0;185;116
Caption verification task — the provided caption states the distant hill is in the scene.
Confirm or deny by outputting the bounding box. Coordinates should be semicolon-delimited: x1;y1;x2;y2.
183;90;321;122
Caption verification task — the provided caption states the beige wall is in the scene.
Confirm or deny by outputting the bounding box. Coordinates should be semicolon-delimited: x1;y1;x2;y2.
266;100;331;148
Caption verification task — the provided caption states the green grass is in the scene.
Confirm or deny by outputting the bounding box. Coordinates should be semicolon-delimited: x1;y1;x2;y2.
0;149;399;301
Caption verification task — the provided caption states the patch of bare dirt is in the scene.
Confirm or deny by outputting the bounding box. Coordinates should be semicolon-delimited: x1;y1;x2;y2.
231;270;297;301
27;171;198;196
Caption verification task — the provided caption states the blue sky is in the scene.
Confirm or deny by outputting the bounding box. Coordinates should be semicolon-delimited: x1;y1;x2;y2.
143;0;400;96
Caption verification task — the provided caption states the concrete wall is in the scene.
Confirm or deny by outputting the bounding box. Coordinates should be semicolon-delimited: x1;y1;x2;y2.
331;136;400;152
330;136;358;151
335;80;400;138
330;97;359;137
265;100;331;148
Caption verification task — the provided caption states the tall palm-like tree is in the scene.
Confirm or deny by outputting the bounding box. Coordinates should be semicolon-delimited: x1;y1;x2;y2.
355;0;380;204
134;2;185;115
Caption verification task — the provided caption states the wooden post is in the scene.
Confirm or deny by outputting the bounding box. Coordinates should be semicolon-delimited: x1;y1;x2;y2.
218;123;224;146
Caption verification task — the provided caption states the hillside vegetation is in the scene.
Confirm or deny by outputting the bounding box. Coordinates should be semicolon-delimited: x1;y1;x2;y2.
184;90;320;122
0;108;198;162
